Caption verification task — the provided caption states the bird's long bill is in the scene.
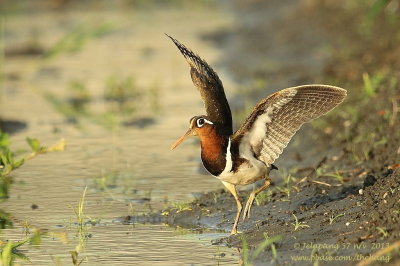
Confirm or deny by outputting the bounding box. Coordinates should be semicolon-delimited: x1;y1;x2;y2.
170;128;194;150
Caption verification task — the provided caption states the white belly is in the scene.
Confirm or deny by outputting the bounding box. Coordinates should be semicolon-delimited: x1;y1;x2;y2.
217;159;268;185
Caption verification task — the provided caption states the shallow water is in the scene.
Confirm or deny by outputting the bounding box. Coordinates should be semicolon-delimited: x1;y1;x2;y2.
5;223;237;265
1;2;240;265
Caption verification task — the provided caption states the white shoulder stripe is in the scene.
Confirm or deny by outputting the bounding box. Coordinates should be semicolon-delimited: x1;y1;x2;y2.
222;138;232;173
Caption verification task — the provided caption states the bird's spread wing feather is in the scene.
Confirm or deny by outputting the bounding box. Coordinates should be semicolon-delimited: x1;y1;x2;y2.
167;34;233;135
232;85;347;166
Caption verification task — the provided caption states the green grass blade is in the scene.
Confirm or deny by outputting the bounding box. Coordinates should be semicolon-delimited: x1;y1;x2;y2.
368;0;391;20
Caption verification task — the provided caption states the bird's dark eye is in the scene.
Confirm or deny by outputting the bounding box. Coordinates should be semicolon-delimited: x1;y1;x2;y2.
197;118;205;127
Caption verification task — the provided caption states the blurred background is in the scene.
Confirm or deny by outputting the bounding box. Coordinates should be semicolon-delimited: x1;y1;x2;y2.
1;0;399;265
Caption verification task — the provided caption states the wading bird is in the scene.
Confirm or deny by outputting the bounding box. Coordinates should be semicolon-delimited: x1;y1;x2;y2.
167;35;346;234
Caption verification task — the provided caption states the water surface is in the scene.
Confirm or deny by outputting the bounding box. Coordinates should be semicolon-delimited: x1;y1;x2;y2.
1;2;239;265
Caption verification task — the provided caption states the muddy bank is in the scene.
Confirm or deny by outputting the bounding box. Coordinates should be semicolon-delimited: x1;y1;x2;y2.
120;0;400;265
2;0;399;264
120;166;398;264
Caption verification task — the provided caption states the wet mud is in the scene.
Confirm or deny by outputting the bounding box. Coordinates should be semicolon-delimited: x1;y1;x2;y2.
120;1;400;265
2;0;400;265
121;166;399;264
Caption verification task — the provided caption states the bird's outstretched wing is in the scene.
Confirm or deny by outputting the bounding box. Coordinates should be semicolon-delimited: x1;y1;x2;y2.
167;34;233;135
232;85;346;166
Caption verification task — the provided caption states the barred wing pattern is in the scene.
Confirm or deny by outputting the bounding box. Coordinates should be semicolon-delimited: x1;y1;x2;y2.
233;85;346;166
167;34;233;135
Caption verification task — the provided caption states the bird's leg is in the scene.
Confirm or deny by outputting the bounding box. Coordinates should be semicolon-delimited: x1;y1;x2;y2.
221;181;242;235
242;178;271;221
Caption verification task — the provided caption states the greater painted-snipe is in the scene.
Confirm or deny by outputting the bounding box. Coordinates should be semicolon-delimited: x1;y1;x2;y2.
167;34;346;234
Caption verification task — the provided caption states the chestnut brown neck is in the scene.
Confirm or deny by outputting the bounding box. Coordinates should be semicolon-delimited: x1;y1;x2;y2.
197;126;229;176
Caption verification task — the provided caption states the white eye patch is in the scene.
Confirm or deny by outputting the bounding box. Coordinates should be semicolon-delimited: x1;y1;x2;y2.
196;118;213;128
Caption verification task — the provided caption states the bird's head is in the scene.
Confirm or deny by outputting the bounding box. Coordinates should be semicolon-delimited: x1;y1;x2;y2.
170;115;215;150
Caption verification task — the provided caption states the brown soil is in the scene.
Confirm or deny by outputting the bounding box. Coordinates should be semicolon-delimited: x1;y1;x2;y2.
122;1;400;265
2;0;399;265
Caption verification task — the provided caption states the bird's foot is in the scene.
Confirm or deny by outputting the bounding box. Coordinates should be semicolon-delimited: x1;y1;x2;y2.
230;228;238;235
242;193;256;221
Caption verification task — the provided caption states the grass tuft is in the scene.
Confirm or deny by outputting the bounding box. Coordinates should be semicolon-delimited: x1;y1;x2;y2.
240;233;282;265
329;213;345;225
291;214;310;231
